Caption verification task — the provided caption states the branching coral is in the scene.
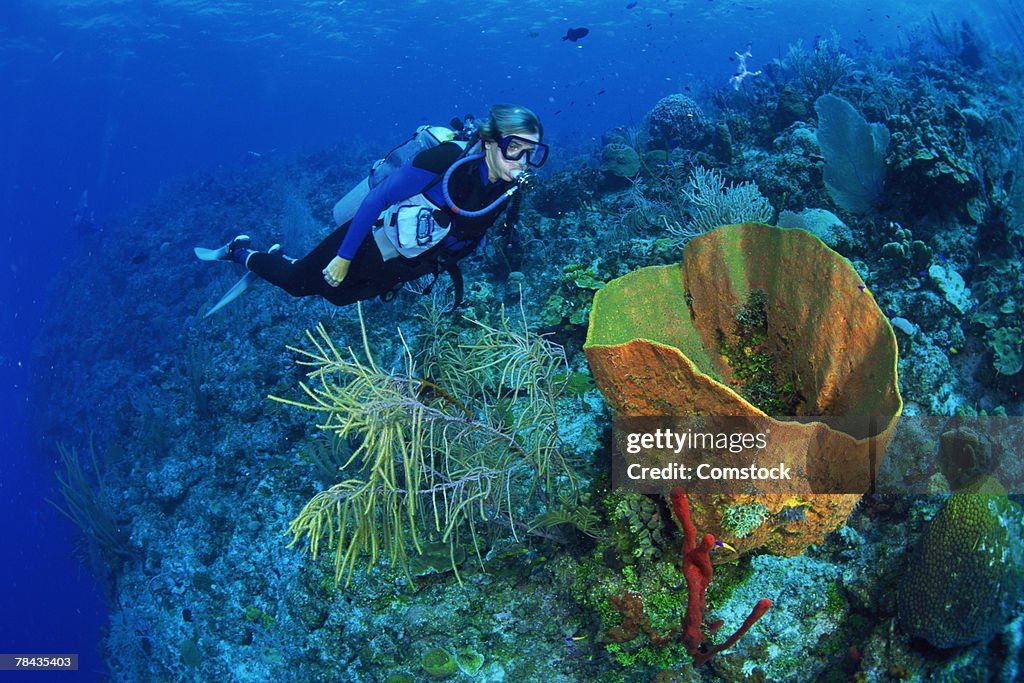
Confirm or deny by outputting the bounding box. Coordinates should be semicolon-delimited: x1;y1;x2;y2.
48;438;136;566
779;31;855;99
671;489;772;665
680;167;773;239
274;303;577;585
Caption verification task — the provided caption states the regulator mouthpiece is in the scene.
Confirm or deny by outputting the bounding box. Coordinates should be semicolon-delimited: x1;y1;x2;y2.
513;168;536;191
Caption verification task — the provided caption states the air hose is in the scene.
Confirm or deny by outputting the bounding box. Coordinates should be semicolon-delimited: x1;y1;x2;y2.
442;154;534;216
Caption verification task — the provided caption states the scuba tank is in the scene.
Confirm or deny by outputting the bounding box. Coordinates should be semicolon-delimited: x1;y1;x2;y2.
331;118;476;226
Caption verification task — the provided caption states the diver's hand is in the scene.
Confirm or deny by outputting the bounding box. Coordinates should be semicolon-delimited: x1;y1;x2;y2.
323;257;350;287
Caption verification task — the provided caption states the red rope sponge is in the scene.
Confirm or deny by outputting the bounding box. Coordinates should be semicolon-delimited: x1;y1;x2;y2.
670;487;772;665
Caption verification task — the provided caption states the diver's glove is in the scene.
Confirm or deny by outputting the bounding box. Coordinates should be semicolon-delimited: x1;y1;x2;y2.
323;256;351;287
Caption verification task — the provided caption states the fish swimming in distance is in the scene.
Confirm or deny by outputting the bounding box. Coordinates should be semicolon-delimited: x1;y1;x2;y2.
562;27;590;42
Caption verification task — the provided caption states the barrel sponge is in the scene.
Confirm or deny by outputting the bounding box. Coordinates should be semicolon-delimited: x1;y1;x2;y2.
897;476;1024;648
583;223;902;556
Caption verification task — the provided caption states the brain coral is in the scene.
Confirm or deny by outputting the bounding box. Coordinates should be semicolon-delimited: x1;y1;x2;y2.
647;94;709;149
897;476;1024;648
600;142;641;178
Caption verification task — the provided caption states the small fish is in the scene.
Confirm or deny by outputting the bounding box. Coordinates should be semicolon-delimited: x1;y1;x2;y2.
626;1;638;8
562;27;590;42
528;30;539;38
715;540;737;552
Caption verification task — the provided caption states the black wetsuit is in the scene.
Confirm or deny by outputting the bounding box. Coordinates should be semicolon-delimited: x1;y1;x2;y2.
247;142;513;306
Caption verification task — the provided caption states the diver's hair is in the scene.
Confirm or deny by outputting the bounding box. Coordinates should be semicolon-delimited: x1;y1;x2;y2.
478;103;543;142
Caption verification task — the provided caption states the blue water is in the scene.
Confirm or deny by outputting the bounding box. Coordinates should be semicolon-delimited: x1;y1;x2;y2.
2;0;1021;679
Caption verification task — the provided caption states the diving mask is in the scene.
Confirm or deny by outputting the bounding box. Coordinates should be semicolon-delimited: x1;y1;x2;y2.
499;134;549;168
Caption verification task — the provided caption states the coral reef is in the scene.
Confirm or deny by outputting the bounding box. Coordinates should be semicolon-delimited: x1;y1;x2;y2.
28;25;1024;683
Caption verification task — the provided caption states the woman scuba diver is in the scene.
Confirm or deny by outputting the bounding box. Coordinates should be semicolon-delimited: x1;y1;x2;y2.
195;103;547;315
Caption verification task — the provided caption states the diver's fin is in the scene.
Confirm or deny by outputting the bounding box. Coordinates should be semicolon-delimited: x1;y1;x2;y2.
202;243;280;317
194;234;251;262
194;245;227;261
204;272;257;317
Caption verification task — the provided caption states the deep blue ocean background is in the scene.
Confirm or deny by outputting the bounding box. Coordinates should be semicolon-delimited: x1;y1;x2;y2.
2;0;1023;680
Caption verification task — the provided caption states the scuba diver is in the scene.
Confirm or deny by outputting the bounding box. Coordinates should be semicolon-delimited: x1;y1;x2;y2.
72;190;97;235
195;104;547;316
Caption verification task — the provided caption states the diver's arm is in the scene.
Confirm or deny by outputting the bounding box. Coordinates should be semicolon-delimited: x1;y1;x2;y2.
326;143;464;286
325;165;439;286
335;164;440;261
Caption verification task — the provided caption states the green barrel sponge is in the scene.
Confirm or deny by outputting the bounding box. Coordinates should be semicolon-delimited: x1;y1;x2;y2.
897;476;1024;648
421;647;457;678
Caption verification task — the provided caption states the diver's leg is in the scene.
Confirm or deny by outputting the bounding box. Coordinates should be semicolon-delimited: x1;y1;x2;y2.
245;223;394;306
245;224;349;298
334;247;443;306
